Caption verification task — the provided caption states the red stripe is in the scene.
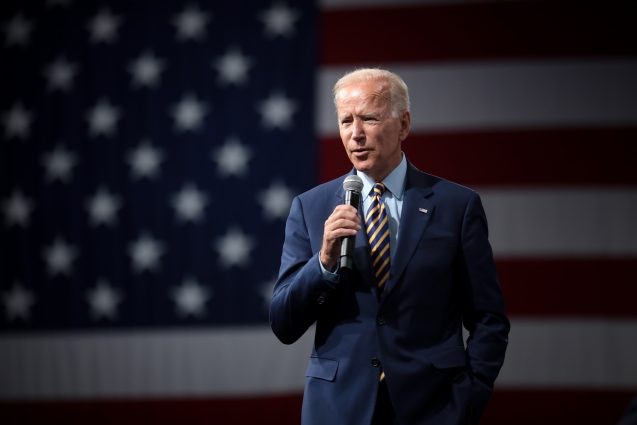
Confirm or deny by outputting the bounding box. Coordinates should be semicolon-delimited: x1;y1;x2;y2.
498;258;637;318
1;389;634;425
319;127;637;186
0;394;302;425
321;2;637;64
482;388;636;425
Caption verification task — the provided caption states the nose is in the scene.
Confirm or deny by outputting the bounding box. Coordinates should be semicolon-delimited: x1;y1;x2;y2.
351;118;365;143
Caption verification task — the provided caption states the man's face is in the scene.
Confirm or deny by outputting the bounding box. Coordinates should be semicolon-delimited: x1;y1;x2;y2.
335;80;410;182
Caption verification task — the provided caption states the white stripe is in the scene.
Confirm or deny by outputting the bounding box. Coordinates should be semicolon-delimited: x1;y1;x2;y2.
317;59;637;136
479;188;637;256
1;320;636;400
0;327;312;400
498;319;637;388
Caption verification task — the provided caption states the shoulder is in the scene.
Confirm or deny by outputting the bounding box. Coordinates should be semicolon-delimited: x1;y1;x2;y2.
284;173;349;221
407;162;479;202
296;173;348;204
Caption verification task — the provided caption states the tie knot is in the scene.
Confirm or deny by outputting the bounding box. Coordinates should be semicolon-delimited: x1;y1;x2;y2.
373;183;386;197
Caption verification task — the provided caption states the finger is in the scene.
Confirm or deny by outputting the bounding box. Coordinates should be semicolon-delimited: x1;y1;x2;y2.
333;204;358;214
325;227;359;240
327;208;360;223
326;218;361;232
330;205;359;219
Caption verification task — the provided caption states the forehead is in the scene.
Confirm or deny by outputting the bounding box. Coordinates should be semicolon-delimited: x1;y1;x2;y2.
335;80;391;113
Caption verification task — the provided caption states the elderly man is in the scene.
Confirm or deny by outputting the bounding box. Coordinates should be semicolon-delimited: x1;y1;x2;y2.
270;68;509;425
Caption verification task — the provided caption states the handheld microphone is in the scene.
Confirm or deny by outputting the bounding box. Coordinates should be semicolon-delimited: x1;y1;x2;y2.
339;175;363;270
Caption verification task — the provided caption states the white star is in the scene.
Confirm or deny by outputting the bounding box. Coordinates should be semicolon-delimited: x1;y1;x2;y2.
173;5;210;41
129;234;165;273
2;102;33;140
87;8;122;44
2;190;34;227
171;183;209;223
87;279;122;320
3;14;33;47
2;283;35;321
43;237;78;276
258;181;294;220
87;99;121;137
214;227;255;268
260;3;298;37
41;145;77;183
171;94;208;132
213;48;253;86
128;51;165;88
258;93;296;130
172;277;211;318
126;140;164;179
86;187;122;226
43;57;78;92
212;137;252;178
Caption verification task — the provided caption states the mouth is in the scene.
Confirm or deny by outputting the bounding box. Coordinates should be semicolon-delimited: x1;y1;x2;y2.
350;149;370;159
351;148;371;154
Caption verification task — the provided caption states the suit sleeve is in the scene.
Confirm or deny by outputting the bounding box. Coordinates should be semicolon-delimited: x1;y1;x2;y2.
459;192;510;418
269;196;341;344
617;395;637;425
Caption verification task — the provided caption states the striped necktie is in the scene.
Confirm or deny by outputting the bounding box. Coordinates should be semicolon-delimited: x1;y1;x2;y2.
365;183;390;290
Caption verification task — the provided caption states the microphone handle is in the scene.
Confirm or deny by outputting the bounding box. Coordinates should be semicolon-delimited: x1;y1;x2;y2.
339;190;361;270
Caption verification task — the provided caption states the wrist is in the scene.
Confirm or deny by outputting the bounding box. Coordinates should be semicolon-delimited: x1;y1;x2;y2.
319;251;337;272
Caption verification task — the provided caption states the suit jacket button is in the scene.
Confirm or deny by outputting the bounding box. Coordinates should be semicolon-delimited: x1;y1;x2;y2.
316;294;326;305
371;358;381;368
376;316;386;326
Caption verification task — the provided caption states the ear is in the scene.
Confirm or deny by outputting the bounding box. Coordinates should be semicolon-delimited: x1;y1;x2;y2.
399;111;411;141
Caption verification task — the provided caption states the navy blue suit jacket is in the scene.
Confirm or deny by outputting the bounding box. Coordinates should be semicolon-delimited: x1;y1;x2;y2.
270;163;509;425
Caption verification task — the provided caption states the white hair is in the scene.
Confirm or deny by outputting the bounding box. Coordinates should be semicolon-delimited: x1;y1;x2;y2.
333;68;410;117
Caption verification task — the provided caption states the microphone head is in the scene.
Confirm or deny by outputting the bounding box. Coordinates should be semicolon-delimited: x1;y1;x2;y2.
343;175;363;193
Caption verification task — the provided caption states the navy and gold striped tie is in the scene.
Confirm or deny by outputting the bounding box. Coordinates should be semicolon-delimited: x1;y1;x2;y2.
365;183;390;290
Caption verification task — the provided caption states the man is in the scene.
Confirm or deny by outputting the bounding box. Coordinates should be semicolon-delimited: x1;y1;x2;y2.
270;68;509;425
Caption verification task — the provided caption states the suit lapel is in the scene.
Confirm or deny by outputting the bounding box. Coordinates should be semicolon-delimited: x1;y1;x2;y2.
382;166;435;298
353;223;375;290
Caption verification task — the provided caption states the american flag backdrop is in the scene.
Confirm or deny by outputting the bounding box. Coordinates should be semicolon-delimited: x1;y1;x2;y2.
1;1;637;424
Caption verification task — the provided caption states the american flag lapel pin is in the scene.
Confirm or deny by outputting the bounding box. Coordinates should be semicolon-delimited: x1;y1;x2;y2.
419;208;428;214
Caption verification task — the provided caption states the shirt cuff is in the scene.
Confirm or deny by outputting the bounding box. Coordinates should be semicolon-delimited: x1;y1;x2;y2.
318;254;340;283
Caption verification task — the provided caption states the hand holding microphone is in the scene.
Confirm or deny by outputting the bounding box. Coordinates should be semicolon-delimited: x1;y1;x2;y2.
339;175;363;270
319;175;363;272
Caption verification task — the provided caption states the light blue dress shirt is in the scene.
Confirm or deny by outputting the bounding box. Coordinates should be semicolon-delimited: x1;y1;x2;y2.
320;154;407;280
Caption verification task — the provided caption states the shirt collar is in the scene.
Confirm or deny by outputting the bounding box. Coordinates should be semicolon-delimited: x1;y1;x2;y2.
357;153;407;201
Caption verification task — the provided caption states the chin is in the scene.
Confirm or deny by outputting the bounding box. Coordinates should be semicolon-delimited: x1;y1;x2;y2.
353;163;372;174
349;158;372;172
